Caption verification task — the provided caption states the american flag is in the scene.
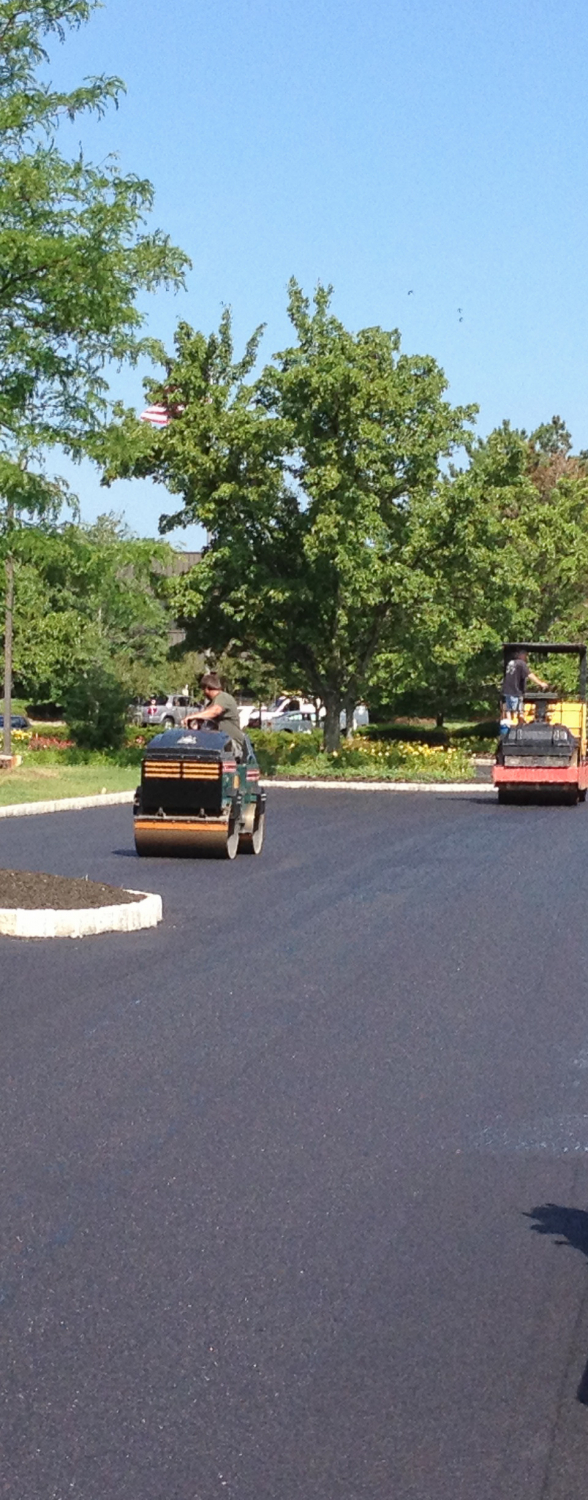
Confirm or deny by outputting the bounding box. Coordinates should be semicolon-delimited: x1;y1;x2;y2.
140;404;170;427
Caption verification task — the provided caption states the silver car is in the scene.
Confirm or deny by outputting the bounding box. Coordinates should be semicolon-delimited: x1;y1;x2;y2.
141;694;193;730
269;708;315;733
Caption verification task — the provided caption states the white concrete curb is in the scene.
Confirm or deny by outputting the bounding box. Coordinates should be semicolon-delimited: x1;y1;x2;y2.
0;888;162;940
260;778;494;794
0;783;495;817
0;789;134;818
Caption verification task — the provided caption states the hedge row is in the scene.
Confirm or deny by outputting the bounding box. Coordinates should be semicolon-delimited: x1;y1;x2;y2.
360;720;500;747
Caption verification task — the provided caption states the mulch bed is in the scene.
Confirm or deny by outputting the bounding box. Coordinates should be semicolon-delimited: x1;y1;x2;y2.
0;869;142;910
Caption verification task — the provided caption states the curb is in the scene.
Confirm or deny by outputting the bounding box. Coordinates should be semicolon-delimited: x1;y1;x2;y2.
0;783;496;817
0;789;134;819
260;779;494;793
0;888;162;940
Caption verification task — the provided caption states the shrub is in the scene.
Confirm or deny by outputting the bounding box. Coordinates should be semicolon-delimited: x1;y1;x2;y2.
29;733;73;750
331;737;473;780
25;702;65;722
249;728;322;776
360;721;449;747
28;723;73;742
124;724;163;749
248;730;474;781
64;667;129;751
450;720;500;741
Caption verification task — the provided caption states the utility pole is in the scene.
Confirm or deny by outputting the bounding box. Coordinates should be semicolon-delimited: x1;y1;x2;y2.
2;504;14;757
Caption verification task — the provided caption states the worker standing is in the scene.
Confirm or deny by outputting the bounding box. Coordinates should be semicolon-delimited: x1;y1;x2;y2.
501;651;548;724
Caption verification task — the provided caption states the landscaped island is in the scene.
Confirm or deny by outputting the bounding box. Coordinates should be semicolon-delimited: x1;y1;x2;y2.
0;870;143;909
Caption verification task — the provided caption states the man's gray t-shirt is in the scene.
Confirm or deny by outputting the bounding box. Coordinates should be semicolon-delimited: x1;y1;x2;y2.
213;691;245;747
502;658;529;698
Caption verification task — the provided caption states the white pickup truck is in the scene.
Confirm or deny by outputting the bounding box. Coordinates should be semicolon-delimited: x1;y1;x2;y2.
239;696;322;731
239;696;369;733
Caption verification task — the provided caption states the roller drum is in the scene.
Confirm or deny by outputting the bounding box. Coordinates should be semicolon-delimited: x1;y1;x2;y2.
239;811;265;855
134;817;239;859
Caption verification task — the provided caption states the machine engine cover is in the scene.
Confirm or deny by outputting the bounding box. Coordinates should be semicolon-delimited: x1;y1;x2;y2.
501;722;576;765
140;728;236;815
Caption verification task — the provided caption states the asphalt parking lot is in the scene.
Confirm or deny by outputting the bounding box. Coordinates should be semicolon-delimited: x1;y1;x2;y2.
3;788;588;1499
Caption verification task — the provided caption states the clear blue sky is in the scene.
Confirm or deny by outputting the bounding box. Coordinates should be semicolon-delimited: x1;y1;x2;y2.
48;0;588;545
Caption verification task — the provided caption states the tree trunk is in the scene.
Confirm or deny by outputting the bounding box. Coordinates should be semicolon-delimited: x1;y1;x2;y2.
436;711;444;729
323;695;342;752
3;548;14;757
342;690;358;739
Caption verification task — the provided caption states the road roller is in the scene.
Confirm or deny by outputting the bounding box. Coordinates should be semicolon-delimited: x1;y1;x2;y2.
133;727;266;857
494;641;588;804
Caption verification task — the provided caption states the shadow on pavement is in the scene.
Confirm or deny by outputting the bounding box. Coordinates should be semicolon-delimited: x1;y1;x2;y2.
527;1203;588;1404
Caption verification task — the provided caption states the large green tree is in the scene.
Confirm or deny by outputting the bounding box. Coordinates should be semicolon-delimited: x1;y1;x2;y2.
112;285;476;747
371;415;588;722
0;0;188;750
0;514;174;703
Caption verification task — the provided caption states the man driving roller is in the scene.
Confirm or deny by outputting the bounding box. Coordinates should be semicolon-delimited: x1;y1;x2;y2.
183;673;245;751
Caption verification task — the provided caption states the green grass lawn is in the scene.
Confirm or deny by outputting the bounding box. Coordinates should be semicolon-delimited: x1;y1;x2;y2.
0;761;138;806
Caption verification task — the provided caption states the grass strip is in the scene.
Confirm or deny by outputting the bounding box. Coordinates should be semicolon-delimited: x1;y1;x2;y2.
0;763;139;806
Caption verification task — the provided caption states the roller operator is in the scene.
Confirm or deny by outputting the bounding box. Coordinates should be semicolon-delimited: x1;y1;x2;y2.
183;673;245;752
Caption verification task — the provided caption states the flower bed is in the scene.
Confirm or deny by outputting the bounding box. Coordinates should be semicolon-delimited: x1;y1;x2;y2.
249;731;474;782
9;725;477;783
29;733;74;750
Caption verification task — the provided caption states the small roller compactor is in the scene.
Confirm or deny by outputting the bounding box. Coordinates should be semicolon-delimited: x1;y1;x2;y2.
134;728;266;858
493;641;588;805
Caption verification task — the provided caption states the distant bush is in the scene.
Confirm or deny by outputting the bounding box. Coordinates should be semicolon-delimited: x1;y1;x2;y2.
25;701;65;722
359;721;450;747
124;724;163;749
64;667;129;751
249;728;322;776
28;723;73;742
450;720;500;741
248;729;474;782
22;742;147;767
29;733;73;750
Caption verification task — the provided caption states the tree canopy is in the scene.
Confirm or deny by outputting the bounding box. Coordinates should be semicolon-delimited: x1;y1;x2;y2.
1;514;174;704
112;284;477;746
0;0;187;474
375;415;588;721
0;0;188;748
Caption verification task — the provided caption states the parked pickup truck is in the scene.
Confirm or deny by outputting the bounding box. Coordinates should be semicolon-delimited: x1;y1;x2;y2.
139;694;194;730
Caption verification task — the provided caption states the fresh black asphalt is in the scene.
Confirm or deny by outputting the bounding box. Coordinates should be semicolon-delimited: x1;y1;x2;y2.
2;788;588;1498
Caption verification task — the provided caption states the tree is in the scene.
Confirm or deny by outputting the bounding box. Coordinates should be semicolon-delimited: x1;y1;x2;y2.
0;0;188;751
0;514;174;704
372;415;588;722
112;286;476;748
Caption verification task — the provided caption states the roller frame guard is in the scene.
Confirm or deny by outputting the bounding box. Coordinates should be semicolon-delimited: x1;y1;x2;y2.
494;641;588;805
134;728;266;858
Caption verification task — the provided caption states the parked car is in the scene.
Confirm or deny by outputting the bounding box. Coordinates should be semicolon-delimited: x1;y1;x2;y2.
238;697;318;730
266;696;325;726
238;703;263;730
270;708;316;734
0;713;32;730
140;694;194;730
